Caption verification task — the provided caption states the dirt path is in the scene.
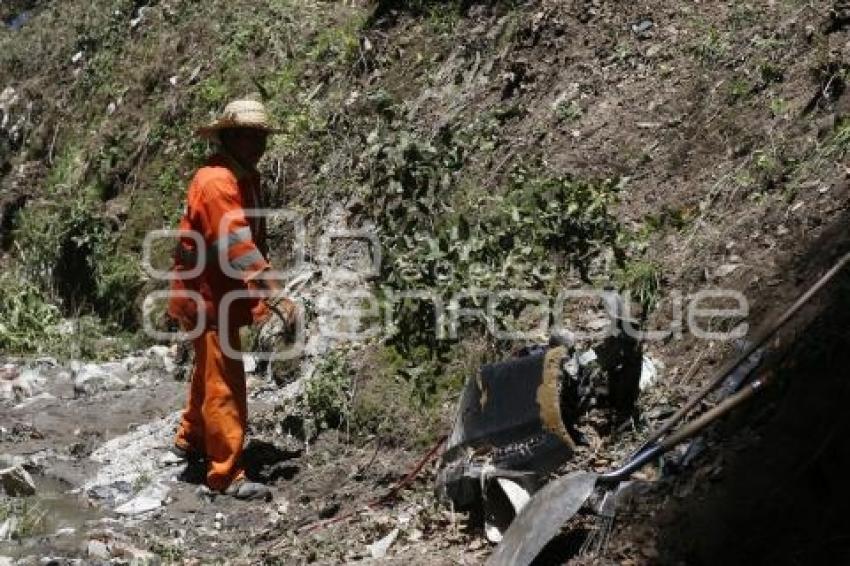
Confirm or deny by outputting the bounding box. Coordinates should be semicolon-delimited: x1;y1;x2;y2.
0;347;485;564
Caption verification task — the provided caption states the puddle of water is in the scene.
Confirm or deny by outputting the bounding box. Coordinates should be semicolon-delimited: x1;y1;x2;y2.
0;475;102;558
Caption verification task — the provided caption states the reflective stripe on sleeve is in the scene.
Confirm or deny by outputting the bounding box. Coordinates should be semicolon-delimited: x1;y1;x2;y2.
230;247;265;271
211;226;253;256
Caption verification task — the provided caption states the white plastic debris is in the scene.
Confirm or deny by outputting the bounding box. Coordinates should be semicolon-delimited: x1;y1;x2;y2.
578;349;598;366
640;355;663;391
243;353;258;374
367;528;399;559
496;478;531;513
71;51;84;64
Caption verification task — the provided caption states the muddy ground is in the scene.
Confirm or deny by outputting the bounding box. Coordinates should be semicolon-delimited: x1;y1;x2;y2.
0;348;488;565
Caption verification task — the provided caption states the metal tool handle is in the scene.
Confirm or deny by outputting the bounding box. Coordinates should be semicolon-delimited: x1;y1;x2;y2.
639;251;850;451
601;372;771;483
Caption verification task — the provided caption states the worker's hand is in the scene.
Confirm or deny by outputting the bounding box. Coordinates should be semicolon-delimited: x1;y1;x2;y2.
266;296;297;334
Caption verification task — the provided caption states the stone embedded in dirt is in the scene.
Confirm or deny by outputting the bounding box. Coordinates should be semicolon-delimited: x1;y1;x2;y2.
0;464;37;496
714;263;741;278
195;484;214;503
114;481;169;515
87;539;111;560
144;345;177;374
72;362;131;397
631;18;654;38
0;366;46;402
0;363;17;381
318;502;341;519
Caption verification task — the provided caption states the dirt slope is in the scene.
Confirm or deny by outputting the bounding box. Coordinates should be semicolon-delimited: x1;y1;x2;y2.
3;0;850;564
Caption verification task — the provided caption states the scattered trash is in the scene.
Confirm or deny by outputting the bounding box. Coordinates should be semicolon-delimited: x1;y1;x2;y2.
0;363;17;381
187;65;202;85
243;353;258;374
437;346;576;520
484;477;533;543
639;355;662;391
439;293;644;539
71;51;84;64
367;527;399;559
130;6;148;30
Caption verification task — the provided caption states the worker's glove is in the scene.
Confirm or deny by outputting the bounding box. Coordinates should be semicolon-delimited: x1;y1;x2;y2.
262;296;297;342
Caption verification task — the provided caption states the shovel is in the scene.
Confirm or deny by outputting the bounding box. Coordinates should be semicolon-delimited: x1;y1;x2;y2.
486;371;774;566
633;250;850;457
487;250;850;566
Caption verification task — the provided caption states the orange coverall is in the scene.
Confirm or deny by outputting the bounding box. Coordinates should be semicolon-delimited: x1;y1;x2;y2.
168;153;269;491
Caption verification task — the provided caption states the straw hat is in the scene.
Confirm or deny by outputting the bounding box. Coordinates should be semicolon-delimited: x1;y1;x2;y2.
196;99;282;139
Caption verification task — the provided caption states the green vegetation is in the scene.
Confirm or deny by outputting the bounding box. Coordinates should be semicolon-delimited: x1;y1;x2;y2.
0;272;62;354
302;344;463;447
690;25;730;65
355;118;628;351
0;498;48;540
726;77;752;103
555;99;583;123
304;352;353;431
617;260;663;317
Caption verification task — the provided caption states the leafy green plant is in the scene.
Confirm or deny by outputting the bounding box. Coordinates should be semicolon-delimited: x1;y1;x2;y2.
356;124;627;351
13;198;143;328
304;352;353;430
726;77;752;103
617;260;662;316
0;498;48;540
759;62;784;86
769;97;789;117
555;99;583;123
690;25;729;65
0;271;62;353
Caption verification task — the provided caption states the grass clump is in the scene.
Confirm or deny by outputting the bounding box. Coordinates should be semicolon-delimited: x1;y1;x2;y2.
304;352;353;431
0;271;62;354
0;498;48;540
617;260;663;317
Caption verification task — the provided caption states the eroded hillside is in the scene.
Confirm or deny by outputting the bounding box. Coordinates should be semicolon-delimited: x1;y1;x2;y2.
3;0;850;563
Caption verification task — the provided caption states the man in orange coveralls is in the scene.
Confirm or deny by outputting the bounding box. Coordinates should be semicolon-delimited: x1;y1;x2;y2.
168;99;296;500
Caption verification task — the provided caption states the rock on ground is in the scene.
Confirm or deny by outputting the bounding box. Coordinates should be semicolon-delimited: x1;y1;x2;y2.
0;464;36;496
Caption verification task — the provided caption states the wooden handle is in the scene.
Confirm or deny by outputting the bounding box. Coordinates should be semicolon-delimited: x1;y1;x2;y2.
645;250;850;447
660;373;771;450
